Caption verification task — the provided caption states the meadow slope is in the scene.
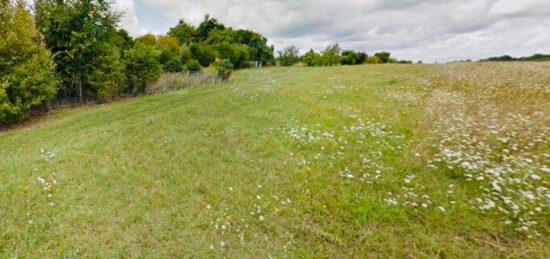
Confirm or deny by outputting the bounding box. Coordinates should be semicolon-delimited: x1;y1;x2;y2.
1;64;549;257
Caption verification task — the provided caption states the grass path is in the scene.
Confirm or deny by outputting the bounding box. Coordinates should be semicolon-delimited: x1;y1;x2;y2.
1;64;548;257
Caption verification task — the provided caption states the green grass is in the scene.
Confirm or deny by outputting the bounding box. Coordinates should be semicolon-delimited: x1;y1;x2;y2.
1;64;548;258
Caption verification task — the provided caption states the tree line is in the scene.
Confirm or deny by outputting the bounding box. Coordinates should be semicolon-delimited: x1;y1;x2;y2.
277;44;414;67
1;0;274;126
479;54;550;62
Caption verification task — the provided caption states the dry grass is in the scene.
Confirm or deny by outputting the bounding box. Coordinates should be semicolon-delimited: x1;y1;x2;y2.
420;62;549;236
146;72;220;94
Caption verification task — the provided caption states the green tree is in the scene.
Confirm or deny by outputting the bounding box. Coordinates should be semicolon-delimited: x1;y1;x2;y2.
278;45;300;66
125;43;162;93
166;16;274;67
136;33;157;45
374;51;391;63
205;28;235;45
162;54;184;73
197;15;225;41
301;49;321;67
215;43;249;69
189;43;218;67
157;36;183;72
112;29;134;55
341;50;359;65
168;19;197;45
35;0;124;103
185;60;203;73
0;0;59;125
367;55;381;64
87;42;125;100
340;50;367;65
320;44;341;66
357;52;368;64
234;29;274;64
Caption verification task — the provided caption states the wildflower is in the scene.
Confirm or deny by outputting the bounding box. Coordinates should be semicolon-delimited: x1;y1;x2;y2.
37;177;46;185
384;197;398;206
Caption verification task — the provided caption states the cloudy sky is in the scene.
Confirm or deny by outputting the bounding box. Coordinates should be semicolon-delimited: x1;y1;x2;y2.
112;0;550;62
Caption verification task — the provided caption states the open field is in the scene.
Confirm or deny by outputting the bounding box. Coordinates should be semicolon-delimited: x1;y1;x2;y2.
1;63;549;257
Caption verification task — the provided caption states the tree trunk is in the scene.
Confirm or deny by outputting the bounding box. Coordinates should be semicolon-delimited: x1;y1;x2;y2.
78;78;83;104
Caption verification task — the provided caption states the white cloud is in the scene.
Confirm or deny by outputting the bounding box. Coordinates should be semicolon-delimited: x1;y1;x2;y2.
114;0;550;62
112;0;147;37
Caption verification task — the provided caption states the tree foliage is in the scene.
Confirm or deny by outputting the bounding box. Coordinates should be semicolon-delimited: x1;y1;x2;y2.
341;50;367;65
35;0;126;103
168;19;196;45
197;15;225;41
301;49;321;67
0;1;59;125
278;46;300;66
300;45;402;66
374;52;391;63
319;44;341;66
480;54;550;62
124;43;162;93
167;15;274;69
185;59;203;73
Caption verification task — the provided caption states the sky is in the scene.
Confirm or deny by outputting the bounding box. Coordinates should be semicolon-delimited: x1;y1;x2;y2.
112;0;550;62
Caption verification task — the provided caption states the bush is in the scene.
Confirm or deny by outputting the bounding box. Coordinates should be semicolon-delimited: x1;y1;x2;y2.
374;52;391;63
278;45;300;66
189;43;217;67
320;44;341;66
341;50;359;65
301;49;321;67
163;56;184;72
185;60;203;73
215;43;249;69
367;56;381;64
214;59;234;81
125;43;163;93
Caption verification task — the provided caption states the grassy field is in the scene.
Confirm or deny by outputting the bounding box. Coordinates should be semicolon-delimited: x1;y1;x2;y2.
1;63;549;257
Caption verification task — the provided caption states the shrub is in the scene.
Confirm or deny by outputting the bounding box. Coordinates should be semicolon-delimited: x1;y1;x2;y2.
278;45;300;66
320;44;341;66
185;60;203;73
301;49;321;67
189;43;218;67
213;59;234;81
357;52;368;64
341;50;360;65
125;43;163;93
215;43;249;69
374;52;391;63
163;56;184;72
367;55;382;64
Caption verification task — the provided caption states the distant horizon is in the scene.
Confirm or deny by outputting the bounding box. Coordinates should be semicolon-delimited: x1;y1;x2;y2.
112;0;550;63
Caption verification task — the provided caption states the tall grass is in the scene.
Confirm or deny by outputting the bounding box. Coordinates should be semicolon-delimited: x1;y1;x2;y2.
146;72;220;94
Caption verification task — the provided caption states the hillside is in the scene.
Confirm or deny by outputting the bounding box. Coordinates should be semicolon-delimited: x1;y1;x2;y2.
1;63;549;257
